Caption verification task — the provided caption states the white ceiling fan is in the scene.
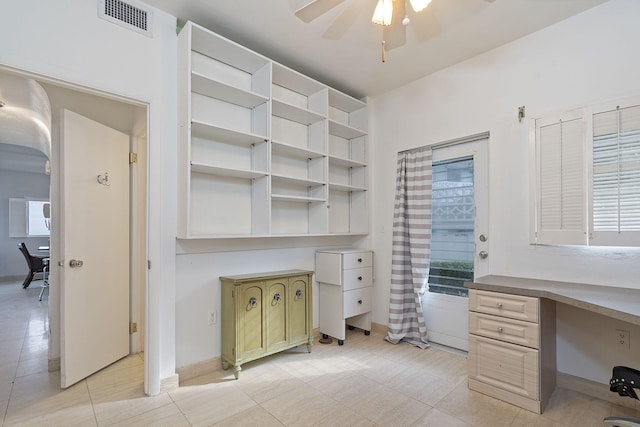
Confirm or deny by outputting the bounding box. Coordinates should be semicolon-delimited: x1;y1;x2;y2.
295;0;495;61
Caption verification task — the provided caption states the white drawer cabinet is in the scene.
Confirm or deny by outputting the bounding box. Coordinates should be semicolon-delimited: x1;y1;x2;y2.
468;289;556;414
316;249;373;345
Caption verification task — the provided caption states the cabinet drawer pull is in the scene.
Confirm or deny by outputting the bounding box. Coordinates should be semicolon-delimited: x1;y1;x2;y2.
247;297;257;310
272;293;281;305
358;258;363;263
358;276;363;281
497;302;503;308
358;299;363;304
497;327;504;333
295;289;303;299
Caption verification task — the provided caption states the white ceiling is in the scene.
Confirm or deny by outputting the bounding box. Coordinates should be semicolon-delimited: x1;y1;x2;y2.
142;0;608;99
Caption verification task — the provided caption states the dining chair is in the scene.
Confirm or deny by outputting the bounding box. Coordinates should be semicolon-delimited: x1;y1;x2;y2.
18;242;48;289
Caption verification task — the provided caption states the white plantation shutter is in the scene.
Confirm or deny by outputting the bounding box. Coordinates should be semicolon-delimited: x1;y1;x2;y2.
591;104;640;246
535;111;588;245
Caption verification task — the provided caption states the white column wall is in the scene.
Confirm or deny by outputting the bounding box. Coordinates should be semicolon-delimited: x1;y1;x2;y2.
370;0;640;383
1;0;178;394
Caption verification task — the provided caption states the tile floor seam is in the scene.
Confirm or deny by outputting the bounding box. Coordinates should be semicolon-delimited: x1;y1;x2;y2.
84;379;101;427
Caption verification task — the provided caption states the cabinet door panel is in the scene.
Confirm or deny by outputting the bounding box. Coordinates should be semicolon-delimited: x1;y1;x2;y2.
468;335;539;400
239;284;265;358
267;280;288;350
289;277;310;342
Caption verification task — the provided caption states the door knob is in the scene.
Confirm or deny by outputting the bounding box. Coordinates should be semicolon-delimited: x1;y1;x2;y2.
478;251;488;259
69;259;84;268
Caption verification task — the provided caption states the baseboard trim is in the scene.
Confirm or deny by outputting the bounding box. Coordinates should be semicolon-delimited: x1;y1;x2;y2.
48;357;60;372
371;322;386;335
557;372;639;410
176;358;221;383
0;275;25;283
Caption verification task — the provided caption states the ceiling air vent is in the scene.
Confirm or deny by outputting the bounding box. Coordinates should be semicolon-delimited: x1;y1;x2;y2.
98;0;153;37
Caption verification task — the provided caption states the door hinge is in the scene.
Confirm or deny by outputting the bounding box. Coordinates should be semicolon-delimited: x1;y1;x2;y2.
129;322;137;334
129;152;138;164
232;347;235;356
148;260;151;270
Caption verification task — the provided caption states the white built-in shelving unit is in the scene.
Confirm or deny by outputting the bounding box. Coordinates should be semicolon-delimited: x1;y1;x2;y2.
177;22;368;239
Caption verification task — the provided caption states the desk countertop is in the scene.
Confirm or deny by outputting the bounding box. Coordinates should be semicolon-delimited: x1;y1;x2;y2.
466;275;640;326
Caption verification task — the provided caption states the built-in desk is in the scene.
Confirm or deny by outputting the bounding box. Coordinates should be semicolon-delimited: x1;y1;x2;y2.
465;275;640;413
468;275;639;326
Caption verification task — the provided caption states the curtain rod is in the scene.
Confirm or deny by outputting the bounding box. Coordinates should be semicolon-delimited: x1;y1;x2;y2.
399;131;490;154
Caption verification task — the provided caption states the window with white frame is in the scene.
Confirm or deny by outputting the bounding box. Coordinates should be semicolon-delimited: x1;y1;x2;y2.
532;97;640;247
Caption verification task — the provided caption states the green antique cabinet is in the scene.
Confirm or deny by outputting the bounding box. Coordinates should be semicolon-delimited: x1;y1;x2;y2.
220;270;313;379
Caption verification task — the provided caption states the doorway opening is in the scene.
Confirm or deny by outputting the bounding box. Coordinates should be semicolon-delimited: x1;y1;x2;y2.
422;136;489;351
0;67;148;389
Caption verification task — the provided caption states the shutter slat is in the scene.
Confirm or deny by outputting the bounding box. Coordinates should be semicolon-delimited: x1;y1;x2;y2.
593;104;640;234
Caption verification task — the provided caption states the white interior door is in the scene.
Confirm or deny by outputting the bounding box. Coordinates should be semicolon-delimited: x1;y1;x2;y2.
60;109;130;388
423;137;489;351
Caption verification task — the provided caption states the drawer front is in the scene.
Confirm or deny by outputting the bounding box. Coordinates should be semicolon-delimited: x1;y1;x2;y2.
469;312;540;349
344;287;372;318
343;252;373;270
343;267;373;291
469;289;539;323
468;335;539;400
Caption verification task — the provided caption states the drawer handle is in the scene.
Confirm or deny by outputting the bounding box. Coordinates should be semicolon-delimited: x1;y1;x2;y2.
497;303;503;308
247;297;257;310
358;276;363;281
272;293;281;305
357;258;363;263
358;299;363;304
497;327;504;333
295;289;303;299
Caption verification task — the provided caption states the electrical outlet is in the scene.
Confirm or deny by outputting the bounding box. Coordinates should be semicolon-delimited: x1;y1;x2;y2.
616;329;630;350
208;310;217;326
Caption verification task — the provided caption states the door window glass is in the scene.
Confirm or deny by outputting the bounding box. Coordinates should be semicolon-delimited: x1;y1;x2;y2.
428;157;474;296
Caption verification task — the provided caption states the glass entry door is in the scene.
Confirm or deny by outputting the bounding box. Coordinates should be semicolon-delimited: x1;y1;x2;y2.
423;137;489;351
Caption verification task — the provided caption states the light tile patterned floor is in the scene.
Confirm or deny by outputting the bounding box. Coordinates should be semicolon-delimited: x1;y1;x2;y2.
1;279;638;426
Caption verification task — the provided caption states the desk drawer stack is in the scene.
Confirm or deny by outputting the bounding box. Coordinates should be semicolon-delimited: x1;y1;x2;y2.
316;249;373;345
468;289;556;413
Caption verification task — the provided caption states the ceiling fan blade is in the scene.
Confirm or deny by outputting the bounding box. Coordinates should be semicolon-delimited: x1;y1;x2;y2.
323;0;361;39
295;0;346;23
383;0;407;50
410;3;442;43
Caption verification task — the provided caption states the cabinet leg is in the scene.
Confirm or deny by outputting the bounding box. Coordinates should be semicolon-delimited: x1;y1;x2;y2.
307;337;313;353
222;360;230;370
233;365;241;380
338;340;344;346
348;325;355;330
364;330;370;336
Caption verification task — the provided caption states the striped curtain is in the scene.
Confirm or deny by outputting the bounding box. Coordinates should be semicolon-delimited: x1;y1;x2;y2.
385;148;432;349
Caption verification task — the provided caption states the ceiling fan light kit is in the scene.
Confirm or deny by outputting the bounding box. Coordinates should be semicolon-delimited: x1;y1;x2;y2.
297;0;477;63
372;0;393;26
409;0;432;13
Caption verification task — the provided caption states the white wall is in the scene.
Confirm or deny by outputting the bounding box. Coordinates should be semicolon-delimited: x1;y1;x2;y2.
174;236;367;368
1;0;178;394
175;246;318;368
369;0;640;384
